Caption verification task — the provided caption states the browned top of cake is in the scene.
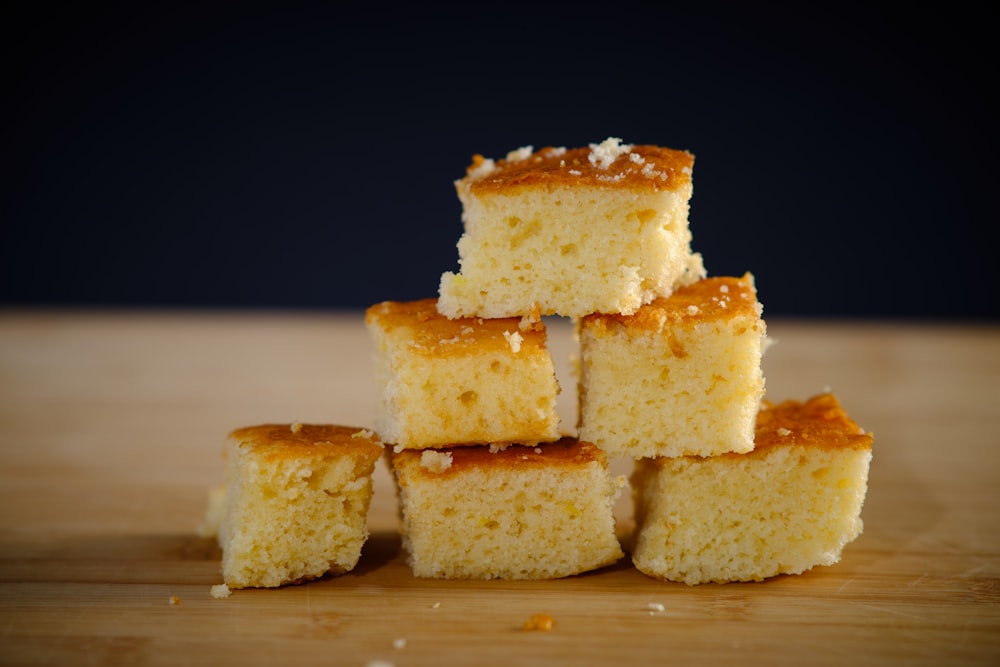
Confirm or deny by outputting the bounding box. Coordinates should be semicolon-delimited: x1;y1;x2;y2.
227;423;384;464
582;274;760;333
460;139;694;194
365;298;546;356
649;394;872;469
392;438;606;481
753;393;873;453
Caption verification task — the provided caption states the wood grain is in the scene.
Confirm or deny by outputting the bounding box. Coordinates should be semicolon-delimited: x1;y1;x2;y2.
1;311;998;666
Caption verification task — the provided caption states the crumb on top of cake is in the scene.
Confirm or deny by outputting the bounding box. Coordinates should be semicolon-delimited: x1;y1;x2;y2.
582;273;761;334
365;298;546;356
588;137;634;169
459;138;694;193
503;330;524;353
420;450;454;472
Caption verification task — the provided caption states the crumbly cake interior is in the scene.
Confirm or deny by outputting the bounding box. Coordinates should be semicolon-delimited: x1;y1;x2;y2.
578;274;766;458
630;394;873;584
218;424;383;589
390;439;625;579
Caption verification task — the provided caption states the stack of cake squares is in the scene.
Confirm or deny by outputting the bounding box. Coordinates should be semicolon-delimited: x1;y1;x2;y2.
367;137;872;583
204;137;872;590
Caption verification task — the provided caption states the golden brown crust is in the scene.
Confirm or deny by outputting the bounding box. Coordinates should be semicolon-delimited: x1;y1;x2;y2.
647;394;872;469
365;297;546;356
392;438;605;482
582;274;760;333
462;143;694;194
754;393;873;452
227;424;383;464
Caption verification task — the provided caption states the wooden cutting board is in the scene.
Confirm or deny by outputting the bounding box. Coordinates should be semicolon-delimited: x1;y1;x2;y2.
0;312;998;666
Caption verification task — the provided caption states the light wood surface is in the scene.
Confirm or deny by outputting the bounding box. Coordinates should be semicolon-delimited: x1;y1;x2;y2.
1;310;998;666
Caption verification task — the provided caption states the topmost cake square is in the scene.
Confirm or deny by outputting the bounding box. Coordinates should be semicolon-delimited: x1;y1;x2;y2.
437;138;706;319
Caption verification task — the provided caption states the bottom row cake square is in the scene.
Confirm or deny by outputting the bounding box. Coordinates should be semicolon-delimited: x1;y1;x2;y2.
389;438;625;580
629;393;873;584
214;424;384;589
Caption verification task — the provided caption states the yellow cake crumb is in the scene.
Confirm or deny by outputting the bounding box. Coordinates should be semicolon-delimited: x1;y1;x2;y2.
419;450;453;472
210;583;231;599
503;330;524;353
523;613;555;631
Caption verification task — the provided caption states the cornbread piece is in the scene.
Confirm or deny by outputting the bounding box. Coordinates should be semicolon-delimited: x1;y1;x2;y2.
365;298;561;450
217;424;383;589
390;438;625;579
578;273;766;458
438;138;706;319
630;393;874;584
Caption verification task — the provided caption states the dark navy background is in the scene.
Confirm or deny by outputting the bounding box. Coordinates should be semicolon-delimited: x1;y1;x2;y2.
2;4;996;319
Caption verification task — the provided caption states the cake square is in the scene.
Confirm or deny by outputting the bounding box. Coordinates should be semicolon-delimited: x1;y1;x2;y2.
389;438;625;579
438;138;706;319
215;423;383;589
365;297;561;450
630;393;874;584
578;273;766;458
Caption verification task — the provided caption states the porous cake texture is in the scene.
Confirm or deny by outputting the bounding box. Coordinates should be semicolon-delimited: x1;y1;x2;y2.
365;297;561;450
390;438;625;579
578;273;766;458
216;423;383;589
438;138;706;319
630;393;873;585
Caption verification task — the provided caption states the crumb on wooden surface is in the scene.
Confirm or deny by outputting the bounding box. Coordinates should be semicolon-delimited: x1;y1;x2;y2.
523;613;554;631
